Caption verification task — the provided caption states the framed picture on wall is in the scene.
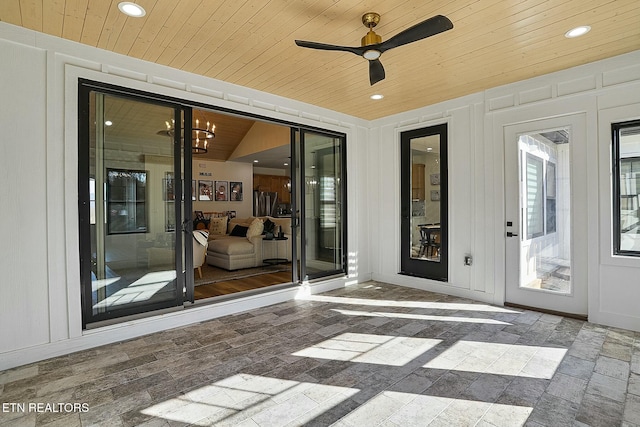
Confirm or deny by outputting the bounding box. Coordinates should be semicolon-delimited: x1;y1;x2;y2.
192;180;196;200
198;180;213;201
165;202;176;232
163;172;175;201
215;180;228;201
430;190;441;201
230;181;243;201
430;173;440;185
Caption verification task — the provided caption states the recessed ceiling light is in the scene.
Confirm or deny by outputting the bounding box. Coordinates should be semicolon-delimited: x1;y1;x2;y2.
565;26;591;38
284;162;289;166
370;94;384;100
104;120;113;126
118;2;146;18
253;160;259;163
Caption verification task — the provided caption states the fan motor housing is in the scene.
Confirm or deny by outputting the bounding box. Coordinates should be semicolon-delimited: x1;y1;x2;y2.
362;30;381;46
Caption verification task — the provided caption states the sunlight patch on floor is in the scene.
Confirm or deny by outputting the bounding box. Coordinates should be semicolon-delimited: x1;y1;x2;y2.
292;333;441;366
423;340;567;379
141;373;359;426
93;270;176;309
342;391;533;427
90;276;121;292
331;308;512;325
302;294;520;313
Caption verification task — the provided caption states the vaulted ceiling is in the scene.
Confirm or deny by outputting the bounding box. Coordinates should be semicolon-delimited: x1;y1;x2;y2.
1;0;639;120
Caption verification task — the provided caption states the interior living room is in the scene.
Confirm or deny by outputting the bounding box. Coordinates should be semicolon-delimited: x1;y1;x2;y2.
84;97;300;317
84;92;345;313
1;1;640;426
188;110;295;299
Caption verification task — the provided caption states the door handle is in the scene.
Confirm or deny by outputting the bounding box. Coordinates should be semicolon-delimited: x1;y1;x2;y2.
507;232;518;237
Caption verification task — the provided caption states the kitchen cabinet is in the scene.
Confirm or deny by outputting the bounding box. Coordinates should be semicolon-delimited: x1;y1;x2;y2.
254;174;291;204
411;164;425;200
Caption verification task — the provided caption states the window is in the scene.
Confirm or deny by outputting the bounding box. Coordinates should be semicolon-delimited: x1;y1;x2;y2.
400;124;448;281
546;162;557;233
526;153;544;239
613;119;640;255
521;133;561;241
106;169;148;234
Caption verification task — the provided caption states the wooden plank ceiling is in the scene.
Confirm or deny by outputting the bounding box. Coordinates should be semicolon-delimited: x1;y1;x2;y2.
100;94;258;162
1;0;639;121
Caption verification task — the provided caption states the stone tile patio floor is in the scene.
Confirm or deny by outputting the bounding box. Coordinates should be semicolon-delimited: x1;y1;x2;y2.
1;281;639;427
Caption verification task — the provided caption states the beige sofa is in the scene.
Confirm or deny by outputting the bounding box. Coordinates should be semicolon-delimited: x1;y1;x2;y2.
206;216;291;271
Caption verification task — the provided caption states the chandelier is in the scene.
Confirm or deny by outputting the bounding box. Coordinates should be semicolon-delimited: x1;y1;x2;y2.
158;117;215;154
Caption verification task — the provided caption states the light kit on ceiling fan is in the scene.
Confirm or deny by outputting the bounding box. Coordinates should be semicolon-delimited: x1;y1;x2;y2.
295;12;453;85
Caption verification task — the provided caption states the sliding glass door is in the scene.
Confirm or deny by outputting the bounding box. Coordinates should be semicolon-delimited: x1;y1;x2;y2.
294;129;347;280
78;81;188;327
78;80;348;326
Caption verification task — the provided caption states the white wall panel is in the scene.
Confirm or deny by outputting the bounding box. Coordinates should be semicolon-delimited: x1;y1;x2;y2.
598;266;640;331
0;22;369;370
371;93;488;300
351;125;371;281
371;49;640;325
375;124;401;276
0;39;50;352
447;105;473;289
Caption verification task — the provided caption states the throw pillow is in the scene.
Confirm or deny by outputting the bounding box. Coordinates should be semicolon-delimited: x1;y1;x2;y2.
193;218;209;230
246;218;264;241
227;217;247;234
193;230;209;246
263;218;275;234
229;225;249;237
208;216;228;237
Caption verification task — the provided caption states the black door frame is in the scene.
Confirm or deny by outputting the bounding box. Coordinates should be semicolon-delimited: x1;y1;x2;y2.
296;129;348;281
78;80;189;327
400;123;449;281
78;79;348;327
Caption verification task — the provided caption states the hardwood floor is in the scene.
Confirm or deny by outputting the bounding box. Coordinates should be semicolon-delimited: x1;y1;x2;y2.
194;271;293;300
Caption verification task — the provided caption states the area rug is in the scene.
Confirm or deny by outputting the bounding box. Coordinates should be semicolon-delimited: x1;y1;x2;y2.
195;263;291;286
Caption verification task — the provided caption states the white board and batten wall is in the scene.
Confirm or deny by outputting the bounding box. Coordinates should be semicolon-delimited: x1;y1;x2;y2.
369;49;640;332
0;22;370;371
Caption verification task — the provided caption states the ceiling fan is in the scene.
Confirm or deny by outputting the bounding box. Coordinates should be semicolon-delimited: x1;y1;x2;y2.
295;13;453;85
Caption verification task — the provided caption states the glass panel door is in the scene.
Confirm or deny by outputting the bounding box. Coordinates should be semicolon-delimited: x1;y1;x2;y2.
298;130;346;280
504;115;587;316
79;84;186;326
612;120;640;255
400;124;448;281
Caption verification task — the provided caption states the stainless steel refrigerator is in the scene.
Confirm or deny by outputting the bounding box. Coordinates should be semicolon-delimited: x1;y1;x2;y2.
254;191;278;217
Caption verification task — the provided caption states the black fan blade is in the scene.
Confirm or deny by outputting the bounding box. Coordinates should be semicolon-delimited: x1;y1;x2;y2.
379;15;453;53
295;40;365;56
369;59;385;85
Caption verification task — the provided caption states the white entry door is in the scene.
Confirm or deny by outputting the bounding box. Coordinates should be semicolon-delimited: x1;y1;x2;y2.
504;114;587;316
